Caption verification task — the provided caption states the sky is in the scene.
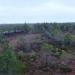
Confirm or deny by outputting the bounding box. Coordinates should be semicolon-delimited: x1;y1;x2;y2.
0;0;75;23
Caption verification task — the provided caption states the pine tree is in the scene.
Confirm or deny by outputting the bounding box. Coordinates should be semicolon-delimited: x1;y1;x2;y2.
0;40;25;75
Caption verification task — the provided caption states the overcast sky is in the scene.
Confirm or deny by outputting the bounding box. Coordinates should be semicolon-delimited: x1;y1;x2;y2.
0;0;75;23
